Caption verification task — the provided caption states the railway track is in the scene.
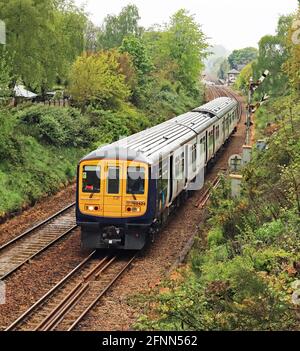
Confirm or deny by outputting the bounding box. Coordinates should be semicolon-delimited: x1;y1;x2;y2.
195;175;222;209
0;203;77;280
5;251;136;331
206;84;243;120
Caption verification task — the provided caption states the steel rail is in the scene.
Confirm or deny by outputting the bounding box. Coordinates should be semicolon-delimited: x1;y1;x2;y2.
0;203;76;280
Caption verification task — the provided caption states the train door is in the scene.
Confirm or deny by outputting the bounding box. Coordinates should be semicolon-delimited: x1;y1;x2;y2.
213;125;216;156
205;131;208;164
168;156;173;204
103;162;123;217
222;119;225;144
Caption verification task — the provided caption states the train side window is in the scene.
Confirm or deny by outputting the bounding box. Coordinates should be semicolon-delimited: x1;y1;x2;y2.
175;156;180;178
200;137;206;152
216;126;220;140
107;167;120;194
192;143;197;172
209;130;214;146
159;159;168;207
82;165;100;193
127;166;145;194
181;153;184;176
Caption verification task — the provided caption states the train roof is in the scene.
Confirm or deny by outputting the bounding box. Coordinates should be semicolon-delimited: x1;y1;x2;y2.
81;97;237;165
193;97;237;118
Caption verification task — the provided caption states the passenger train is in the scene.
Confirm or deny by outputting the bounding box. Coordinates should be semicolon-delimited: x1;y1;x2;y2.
76;97;240;250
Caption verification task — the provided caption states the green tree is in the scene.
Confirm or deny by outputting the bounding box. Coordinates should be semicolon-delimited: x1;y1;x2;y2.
164;9;208;91
234;62;252;93
97;5;142;49
283;9;300;93
68;52;130;109
0;0;87;92
252;15;293;96
53;1;88;82
217;58;230;80
120;35;153;104
0;49;13;103
228;47;258;70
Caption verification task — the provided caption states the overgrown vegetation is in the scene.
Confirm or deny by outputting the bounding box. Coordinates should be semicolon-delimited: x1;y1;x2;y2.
0;104;151;216
134;6;300;331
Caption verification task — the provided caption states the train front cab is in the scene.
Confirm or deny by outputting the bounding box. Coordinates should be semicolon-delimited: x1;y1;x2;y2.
77;159;152;250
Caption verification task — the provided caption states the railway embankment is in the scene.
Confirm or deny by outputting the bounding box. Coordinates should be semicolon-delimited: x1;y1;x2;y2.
135;94;300;331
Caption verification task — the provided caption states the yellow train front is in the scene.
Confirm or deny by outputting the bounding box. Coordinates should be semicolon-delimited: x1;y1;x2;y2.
76;146;155;250
76;97;239;250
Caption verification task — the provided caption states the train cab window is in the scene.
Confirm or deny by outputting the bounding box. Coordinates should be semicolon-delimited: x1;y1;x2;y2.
127;166;145;194
82;165;100;193
107;167;120;194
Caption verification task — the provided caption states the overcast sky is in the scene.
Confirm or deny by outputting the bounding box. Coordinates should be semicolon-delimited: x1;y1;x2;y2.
75;0;298;51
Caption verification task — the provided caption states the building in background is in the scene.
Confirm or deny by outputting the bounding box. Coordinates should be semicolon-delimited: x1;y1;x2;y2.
227;69;240;85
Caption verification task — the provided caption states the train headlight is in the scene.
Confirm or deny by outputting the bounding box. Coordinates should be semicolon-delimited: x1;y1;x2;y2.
86;205;99;211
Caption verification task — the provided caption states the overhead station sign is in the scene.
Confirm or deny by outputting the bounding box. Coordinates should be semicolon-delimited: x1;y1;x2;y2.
0;20;6;44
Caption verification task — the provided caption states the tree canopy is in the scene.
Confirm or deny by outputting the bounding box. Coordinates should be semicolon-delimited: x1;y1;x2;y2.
69;52;130;109
0;0;88;92
228;47;258;70
97;4;142;50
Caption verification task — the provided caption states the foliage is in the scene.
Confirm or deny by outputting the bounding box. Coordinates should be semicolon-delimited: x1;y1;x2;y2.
283;8;300;93
134;11;300;331
17;105;92;147
134;100;300;330
252;15;293;97
234;63;253;93
228;47;258;70
120;35;153;104
0;4;208;219
0;48;13;103
217;58;230;80
0;0;88;92
0;102;152;217
163;9;208;91
69;52;130;109
97;4;142;50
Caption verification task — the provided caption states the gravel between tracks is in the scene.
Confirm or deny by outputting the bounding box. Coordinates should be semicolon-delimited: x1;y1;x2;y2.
0;88;248;331
0;183;76;247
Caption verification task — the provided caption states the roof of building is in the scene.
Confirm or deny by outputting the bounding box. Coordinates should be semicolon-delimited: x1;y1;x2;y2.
14;85;37;99
228;69;240;75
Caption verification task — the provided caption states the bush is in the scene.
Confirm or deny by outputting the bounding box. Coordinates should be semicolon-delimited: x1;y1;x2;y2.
17;105;92;147
207;226;225;248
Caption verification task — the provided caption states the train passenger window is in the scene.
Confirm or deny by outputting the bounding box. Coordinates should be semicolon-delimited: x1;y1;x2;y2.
200;137;206;152
216;126;220;139
175;156;180;178
127;167;145;194
192;144;197;172
107;167;120;194
82;165;100;193
181;153;184;175
209;130;214;146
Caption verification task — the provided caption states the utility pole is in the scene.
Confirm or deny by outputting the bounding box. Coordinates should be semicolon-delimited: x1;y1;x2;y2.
245;70;270;145
0;20;6;45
